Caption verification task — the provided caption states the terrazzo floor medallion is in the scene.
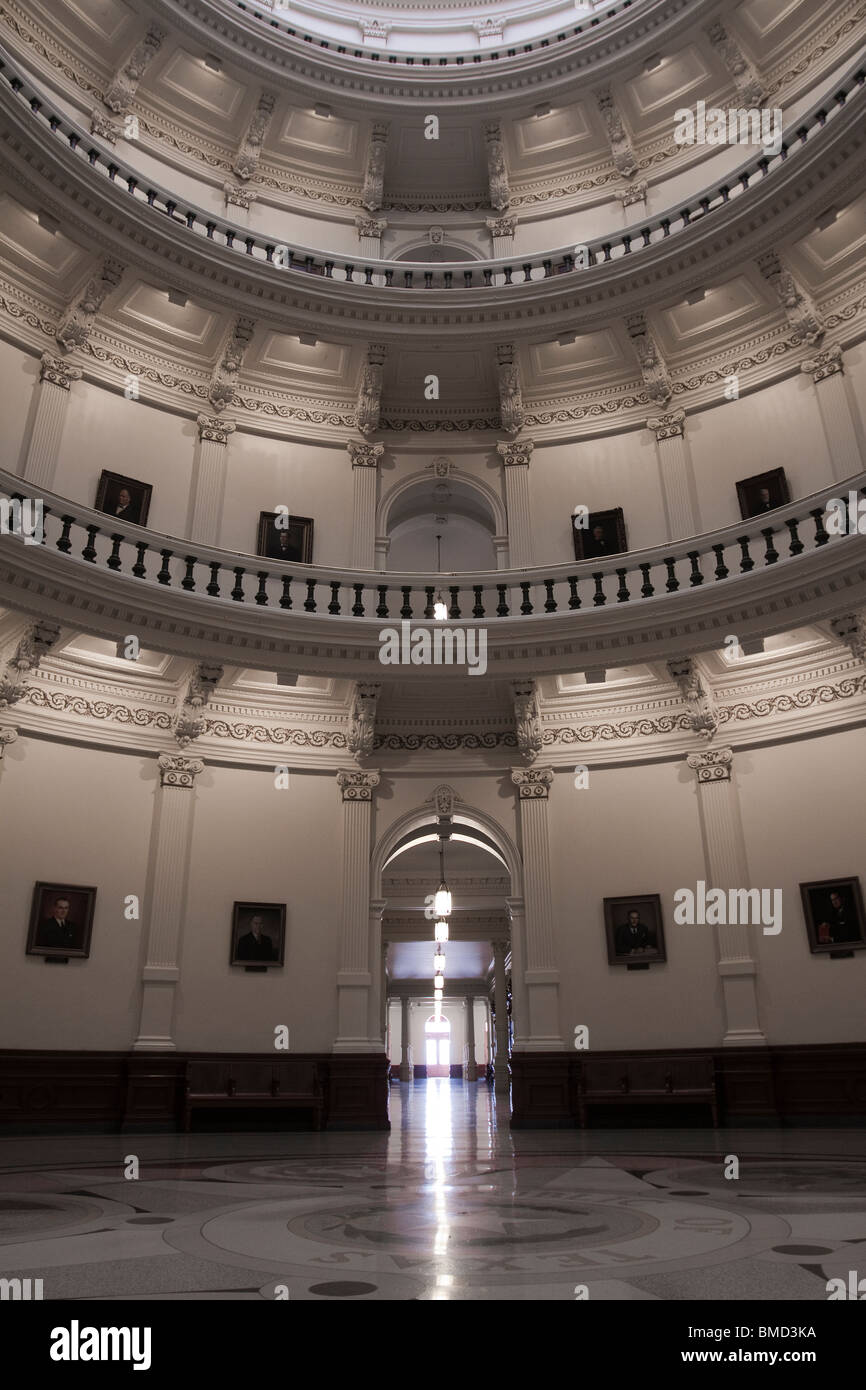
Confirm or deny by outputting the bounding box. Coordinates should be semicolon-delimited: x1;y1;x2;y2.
1;1081;865;1301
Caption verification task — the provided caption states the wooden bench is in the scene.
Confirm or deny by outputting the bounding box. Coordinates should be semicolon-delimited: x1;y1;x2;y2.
578;1055;718;1127
183;1059;324;1131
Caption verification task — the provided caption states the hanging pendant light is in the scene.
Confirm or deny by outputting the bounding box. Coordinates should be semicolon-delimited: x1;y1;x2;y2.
433;838;452;918
433;532;447;620
434;919;449;943
434;951;446;974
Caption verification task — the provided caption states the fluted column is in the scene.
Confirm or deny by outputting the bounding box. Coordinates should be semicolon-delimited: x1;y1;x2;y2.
492;940;510;1093
23;355;83;488
486;215;516;259
400;994;411;1081
334;769;381;1052
355;216;386;261
646;410;701;540
510;768;563;1049
465;995;476;1081
347;441;383;568
497;439;534;569
133;753;204;1051
191;416;236;546
801;346;862;483
686;748;766;1046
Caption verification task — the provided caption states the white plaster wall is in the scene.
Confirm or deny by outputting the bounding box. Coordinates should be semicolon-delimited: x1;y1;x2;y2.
0;337;36;474
0;738;152;1048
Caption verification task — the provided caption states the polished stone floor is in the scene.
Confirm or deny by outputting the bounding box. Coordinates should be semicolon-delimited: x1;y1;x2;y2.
2;1079;865;1301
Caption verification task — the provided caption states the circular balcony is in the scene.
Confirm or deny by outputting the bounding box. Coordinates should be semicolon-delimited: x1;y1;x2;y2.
3;469;865;680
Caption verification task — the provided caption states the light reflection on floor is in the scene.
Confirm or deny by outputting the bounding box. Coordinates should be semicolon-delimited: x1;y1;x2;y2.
1;1079;865;1301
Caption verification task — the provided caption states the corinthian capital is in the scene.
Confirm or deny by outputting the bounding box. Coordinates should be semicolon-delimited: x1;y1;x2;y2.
158;752;205;788
801;343;843;383
647;410;685;441
347;440;384;469
40;353;82;390
496;438;534;467
197;415;236;445
511;766;554;799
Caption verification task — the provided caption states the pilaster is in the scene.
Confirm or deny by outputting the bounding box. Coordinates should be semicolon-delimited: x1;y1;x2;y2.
23;356;82;489
347;440;383;568
800;346;862;483
334;768;382;1052
191;416;236;546
646;409;700;540
510;767;564;1049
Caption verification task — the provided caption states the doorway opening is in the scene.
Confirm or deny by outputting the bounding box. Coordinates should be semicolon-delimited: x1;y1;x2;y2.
425;1014;451;1077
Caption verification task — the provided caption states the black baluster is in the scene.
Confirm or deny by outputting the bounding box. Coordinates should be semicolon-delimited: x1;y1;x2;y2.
762;528;779;565
737;536;754;572
712;544;729;580
520;582;533;614
522;263;532;282
616;568;630;602
400;587;413;618
328;581;341;614
82;525;99;562
255;572;269;605
544;579;557;612
57;515;74;553
231;567;245;600
449;586;461;618
352;583;365;617
567;575;581;609
503;266;513;284
376;585;388;618
206;562;220;596
496;584;509;616
132;542;148;578
424;587;435;619
639;563;654;597
304;579;317;612
279;576;292;609
182;557;197;591
592;572;606;606
786;518;804;556
687;551;704;586
811;507;829;546
107;534;123;571
157;549;172;584
663;557;679;591
472;585;485;618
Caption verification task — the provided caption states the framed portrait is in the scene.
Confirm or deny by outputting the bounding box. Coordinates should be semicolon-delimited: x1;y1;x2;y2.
230;902;286;967
604;894;666;966
256;512;314;565
94;471;152;528
800;878;866;954
27;882;96;959
736;468;789;520
572;507;627;562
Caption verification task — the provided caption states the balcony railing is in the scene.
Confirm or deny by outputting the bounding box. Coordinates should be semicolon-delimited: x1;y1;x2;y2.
0;45;862;291
2;470;863;626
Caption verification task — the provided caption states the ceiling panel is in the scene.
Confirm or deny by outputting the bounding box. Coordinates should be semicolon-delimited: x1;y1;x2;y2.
154;50;248;127
111;282;223;353
0;194;90;291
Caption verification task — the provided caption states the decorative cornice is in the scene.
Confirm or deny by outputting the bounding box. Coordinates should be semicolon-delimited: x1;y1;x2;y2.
158;751;204;787
337;767;380;800
374;731;517;751
511;765;554;799
686;746;734;783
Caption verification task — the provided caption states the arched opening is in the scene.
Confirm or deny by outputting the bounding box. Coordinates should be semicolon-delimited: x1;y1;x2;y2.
425;1014;451;1076
381;473;500;572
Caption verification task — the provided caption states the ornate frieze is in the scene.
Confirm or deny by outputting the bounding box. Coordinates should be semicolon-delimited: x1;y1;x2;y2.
511;766;554;799
686;747;734;783
0;623;60;709
626;312;672;408
647;409;686;441
158;751;204;788
667;658;719;741
362;122;390;213
103;25;165;114
337;768;380;801
55;259;124;356
356;343;387;436
347;440;384;469
484;123;510;212
757;251;825;347
233;91;277;182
